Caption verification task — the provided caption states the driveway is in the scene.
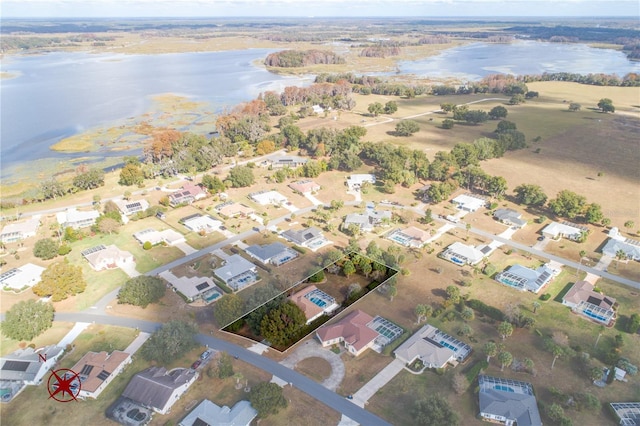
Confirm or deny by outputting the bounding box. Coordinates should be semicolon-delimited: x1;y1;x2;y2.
174;241;197;255
280;340;345;391
350;358;404;408
120;261;141;278
304;193;324;206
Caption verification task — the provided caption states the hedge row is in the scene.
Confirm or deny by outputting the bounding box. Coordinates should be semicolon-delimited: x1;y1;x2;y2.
466;299;504;322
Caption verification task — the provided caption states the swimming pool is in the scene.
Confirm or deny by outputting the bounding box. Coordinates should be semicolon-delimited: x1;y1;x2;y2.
494;385;515;393
440;341;459;352
450;257;464;265
584;310;607;322
309;297;327;308
204;292;220;302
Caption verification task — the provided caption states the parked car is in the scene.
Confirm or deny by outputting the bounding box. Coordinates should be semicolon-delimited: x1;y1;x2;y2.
191;360;201;370
200;350;213;360
537;236;545;241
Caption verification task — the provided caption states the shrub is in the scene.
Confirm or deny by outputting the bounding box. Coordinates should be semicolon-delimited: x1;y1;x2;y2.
466;299;504;321
143;241;152;250
465;359;489;383
58;245;72;256
540;293;551;301
292;245;306;254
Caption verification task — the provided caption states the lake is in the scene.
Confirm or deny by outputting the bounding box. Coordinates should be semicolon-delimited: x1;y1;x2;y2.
1;41;639;182
398;40;640;80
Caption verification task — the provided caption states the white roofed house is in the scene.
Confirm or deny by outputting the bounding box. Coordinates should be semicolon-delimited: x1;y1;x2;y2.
180;214;222;234
249;190;288;206
0;216;41;243
0;263;45;291
81;245;134;271
346;174;375;190
602;228;640;261
495;263;557;294
394;324;472;368
451;193;487;212
541;221;587;241
344;208;392;233
133;228;186;246
269;155;308;169
114;199;150;216
56;208;100;230
439;242;485;266
213;254;258;291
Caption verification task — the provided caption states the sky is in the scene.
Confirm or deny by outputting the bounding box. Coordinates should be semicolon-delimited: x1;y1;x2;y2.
2;0;639;18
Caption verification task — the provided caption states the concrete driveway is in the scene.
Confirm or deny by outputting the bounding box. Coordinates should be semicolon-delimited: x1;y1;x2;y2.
174;241;197;255
280;340;345;391
350;358;404;408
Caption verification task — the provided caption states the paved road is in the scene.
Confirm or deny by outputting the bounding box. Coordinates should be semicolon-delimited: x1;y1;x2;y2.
52;312;390;426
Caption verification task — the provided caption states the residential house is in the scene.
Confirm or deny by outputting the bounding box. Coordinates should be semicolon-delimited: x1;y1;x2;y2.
541;221;587;241
440;242;485;266
346;174;376;190
169;183;207;207
451;193;486;212
215;202;255;218
81;245;134;271
0;263;45;291
493;208;527;228
316;310;402;356
160;273;222;303
245;242;298;266
122;366;197;415
0;216;41;243
114;199;150;216
213;254;258;291
289;285;338;324
181;214;223;234
133;228;186;246
344;209;392;232
269;155;308;169
602;228;640;261
71;350;132;399
394;324;472;368
249;190;288;206
179;399;258;426
386;226;430;248
281;227;328;250
478;375;542;426
0;345;64;390
610;402;640;426
289;180;321;194
56;208;99;229
562;280;617;326
495;263;557;294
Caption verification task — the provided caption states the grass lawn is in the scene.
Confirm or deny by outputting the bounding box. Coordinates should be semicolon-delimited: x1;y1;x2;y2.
295;357;332;383
338;349;393;396
0;321;75;357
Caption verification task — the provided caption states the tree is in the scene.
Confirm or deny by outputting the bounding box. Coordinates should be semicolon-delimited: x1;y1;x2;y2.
461;307;475;321
33;260;86;302
585;203;604;224
415;304;429;323
33;238;59;260
495;120;517;134
217;352;234;378
509;94;525;105
201;174;226;193
624;220;635;231
214;294;244;327
227;165;255;188
497;321;513;340
627;313;640;334
413;395;459;426
515;161;546;193
119;163;144;186
597;98;615;113
342;260;356;277
117;276;166;308
452;373;469;395
442;118;455;129
249;382;288;418
589;366;603;382
395;120;420;136
368;102;384;116
260;301;306;347
484;342;498;363
489;106;508;120
140;320;198;364
463;110;489;124
498;351;513;371
40;178;66;200
309;269;325;283
104;200;120;215
532;301;541;314
445;285;460;303
255;140;276;155
546;404;566;423
568;102;581;111
388;285;397;302
1;300;54;341
97;217;121;234
73;168;105;190
384;101;398;114
549;189;587;219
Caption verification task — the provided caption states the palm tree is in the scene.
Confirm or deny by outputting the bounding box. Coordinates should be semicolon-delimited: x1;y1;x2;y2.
532;301;541;314
461;307;475;322
594;325;605;348
497;321;514;340
615;249;627;269
415;304;427;324
388;286;397;302
498;351;513;371
550;345;564;369
483;342;497;363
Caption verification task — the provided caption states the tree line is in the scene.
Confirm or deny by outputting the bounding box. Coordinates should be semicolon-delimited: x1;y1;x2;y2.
264;49;345;67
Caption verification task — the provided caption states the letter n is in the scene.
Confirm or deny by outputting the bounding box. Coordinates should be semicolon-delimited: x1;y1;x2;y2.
39;354;47;362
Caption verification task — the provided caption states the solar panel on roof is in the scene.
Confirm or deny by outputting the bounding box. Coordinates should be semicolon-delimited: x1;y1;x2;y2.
125;202;141;210
97;370;110;381
80;364;94;376
196;282;210;291
0;268;19;282
193;418;211;426
586;295;602;305
2;361;30;372
81;245;106;257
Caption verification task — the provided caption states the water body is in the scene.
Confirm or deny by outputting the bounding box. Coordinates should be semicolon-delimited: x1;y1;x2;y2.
398;40;640;81
0;48;309;173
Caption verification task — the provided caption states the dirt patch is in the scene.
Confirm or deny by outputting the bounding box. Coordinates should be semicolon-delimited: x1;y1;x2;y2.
294;356;333;382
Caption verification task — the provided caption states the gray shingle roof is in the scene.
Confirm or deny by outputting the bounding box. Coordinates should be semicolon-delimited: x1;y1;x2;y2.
179;399;257;426
213;255;256;281
478;375;542;426
122;367;196;411
282;227;322;245
245;242;289;263
0;346;63;382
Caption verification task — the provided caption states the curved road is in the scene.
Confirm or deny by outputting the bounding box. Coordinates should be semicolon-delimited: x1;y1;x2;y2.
54;312;390;426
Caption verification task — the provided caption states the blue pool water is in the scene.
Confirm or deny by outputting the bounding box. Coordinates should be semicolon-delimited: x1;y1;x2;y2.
494;385;515;393
205;292;220;302
451;257;464;265
584;310;607;322
310;297;327;308
499;278;521;288
440;341;459;352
